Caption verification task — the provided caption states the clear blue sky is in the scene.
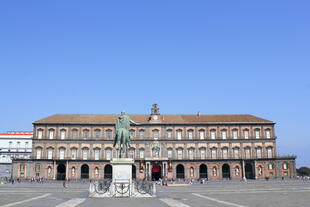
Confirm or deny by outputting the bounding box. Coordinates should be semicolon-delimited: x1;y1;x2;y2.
1;1;309;167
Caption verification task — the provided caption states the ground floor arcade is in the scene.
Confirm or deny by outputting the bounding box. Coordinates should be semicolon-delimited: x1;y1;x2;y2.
12;158;295;181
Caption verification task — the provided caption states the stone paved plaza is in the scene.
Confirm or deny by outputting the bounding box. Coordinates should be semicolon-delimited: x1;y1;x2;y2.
0;180;310;207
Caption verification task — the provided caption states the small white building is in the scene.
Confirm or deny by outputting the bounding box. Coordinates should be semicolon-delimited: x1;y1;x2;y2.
0;131;33;177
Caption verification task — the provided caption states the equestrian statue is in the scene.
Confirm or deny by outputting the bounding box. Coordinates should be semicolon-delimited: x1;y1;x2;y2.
113;111;139;158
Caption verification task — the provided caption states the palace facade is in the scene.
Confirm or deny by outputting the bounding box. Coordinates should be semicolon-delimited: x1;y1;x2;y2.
12;105;296;180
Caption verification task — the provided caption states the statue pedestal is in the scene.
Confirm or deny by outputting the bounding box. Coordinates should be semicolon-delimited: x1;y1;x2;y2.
111;158;134;197
89;158;156;198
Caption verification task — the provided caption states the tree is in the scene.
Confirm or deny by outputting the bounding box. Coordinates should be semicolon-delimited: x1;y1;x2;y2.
297;167;310;177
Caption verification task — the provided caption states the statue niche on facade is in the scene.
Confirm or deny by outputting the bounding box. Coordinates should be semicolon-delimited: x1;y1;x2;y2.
113;111;139;158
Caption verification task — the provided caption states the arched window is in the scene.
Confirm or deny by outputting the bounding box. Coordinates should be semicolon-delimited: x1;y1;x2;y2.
37;129;43;139
200;148;206;159
211;148;217;159
232;129;238;139
47;148;53;159
36;147;42;159
222;147;228;159
59;147;66;159
267;147;273;158
233;147;239;159
153;129;159;140
49;129;55;139
83;129;89;138
166;129;172;139
256;147;262;158
72;129;78;138
199;129;205;140
176;129;182;140
129;129;135;139
139;129;145;139
265;129;271;138
94;129;101;138
188;148;194;159
188;129;194;139
94;148;100;160
221;129;227;139
210;129;216;139
139;148;145;158
82;148;89;160
244;129;249;139
254;128;260;139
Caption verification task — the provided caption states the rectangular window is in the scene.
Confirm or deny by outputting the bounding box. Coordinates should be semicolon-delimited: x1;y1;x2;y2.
199;131;204;140
36;148;41;159
82;149;88;160
35;164;41;172
25;142;28;151
177;149;183;159
106;150;111;160
256;148;262;158
71;148;77;160
188;149;194;159
47;148;53;159
153;130;159;140
222;148;228;159
167;149;172;158
94;149;100;160
139;130;144;139
234;148;239;159
60;130;66;139
59;148;65;159
139;149;145;158
211;130;216;139
38;130;43;139
255;130;260;139
177;131;182;140
200;149;206;159
188;131;193;139
49;130;54;139
244;130;249;139
267;148;272;158
245;148;251;159
233;130;238;139
211;148;217;159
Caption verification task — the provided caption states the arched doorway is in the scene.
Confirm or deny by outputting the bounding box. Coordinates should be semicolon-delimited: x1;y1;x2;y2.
132;165;136;179
199;164;208;179
152;163;161;181
222;164;230;179
57;164;66;180
176;164;185;179
104;164;112;179
245;163;254;179
81;164;89;179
